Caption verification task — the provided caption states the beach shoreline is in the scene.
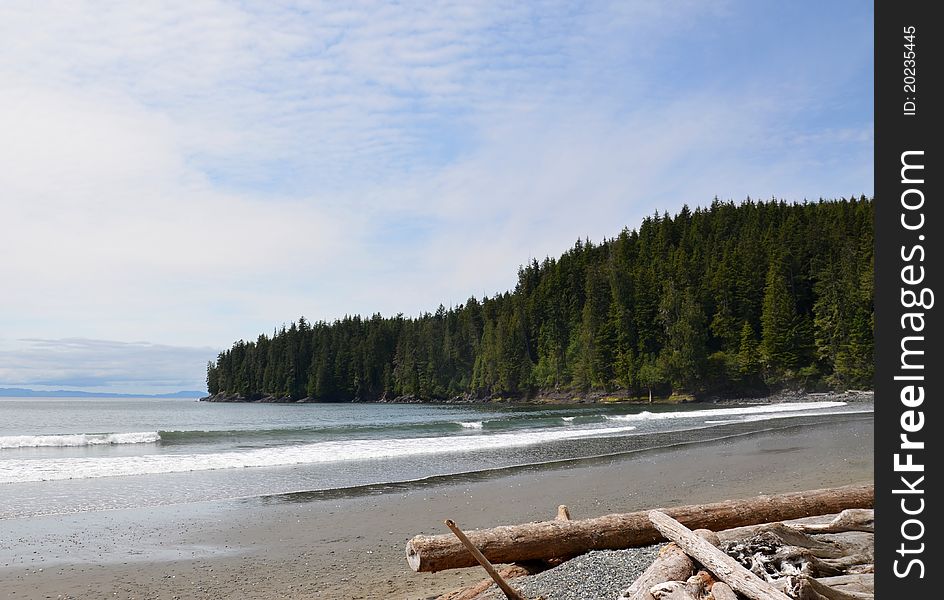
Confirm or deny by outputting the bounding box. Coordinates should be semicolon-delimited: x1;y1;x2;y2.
200;388;874;406
0;414;873;600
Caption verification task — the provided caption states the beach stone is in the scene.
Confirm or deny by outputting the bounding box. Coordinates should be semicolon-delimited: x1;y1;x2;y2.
482;546;661;600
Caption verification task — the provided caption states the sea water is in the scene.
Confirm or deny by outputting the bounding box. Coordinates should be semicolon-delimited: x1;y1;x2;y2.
0;397;871;519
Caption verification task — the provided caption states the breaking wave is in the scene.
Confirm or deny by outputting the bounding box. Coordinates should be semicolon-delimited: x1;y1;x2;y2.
0;425;638;483
0;432;161;449
602;401;846;422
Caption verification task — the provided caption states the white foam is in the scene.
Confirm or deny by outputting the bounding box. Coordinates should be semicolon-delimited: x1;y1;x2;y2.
0;432;161;449
561;416;576;422
458;421;483;429
602;401;847;422
0;425;637;483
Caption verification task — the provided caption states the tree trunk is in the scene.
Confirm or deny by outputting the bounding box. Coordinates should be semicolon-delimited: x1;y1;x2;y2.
406;484;873;572
648;510;793;600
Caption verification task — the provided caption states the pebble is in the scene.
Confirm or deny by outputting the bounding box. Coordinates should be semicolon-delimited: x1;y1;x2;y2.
483;546;661;600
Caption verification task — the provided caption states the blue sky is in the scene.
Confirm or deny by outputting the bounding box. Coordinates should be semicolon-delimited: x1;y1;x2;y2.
0;0;873;394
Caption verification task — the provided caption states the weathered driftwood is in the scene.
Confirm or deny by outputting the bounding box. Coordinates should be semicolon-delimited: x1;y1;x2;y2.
649;572;715;600
726;531;832;580
648;510;792;600
813;532;873;561
439;504;575;599
720;529;873;590
815;574;874;594
718;510;874;544
406;484;873;572
708;582;737;600
543;504;575;567
693;529;721;548
791;509;873;534
444;519;526;600
619;543;694;600
786;574;874;600
649;575;708;600
845;563;873;575
436;565;537;600
619;530;720;600
747;524;844;558
556;505;571;521
820;553;873;571
648;581;695;600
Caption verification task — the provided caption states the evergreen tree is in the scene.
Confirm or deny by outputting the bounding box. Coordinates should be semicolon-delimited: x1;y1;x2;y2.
206;198;874;401
760;260;799;376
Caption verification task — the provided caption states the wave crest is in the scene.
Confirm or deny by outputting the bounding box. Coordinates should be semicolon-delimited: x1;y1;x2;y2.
0;432;161;449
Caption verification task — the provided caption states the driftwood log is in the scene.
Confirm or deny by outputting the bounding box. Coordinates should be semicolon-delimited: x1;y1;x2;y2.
443;519;526;600
784;574;874;600
437;505;571;600
619;530;720;600
437;565;536;600
619;543;694;600
815;574;874;594
717;510;874;544
708;582;737;600
406;484;873;572
648;510;793;600
734;523;845;558
648;571;715;600
791;509;873;534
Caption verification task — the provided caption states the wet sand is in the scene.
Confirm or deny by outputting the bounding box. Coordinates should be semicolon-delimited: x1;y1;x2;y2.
0;415;872;599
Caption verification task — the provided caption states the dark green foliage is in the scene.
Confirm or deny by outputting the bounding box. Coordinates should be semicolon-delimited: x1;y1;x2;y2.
207;197;874;401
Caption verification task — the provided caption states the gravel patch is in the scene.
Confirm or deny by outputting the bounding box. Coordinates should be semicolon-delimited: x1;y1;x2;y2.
481;546;661;600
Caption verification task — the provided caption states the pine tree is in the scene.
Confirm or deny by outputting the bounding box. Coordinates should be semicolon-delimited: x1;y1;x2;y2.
657;282;707;390
207;198;874;401
760;260;799;377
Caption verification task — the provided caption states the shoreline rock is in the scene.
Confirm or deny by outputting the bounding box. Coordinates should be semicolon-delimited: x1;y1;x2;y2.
199;388;874;405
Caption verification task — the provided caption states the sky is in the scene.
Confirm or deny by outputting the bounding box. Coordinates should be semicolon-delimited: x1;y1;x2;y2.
0;0;873;395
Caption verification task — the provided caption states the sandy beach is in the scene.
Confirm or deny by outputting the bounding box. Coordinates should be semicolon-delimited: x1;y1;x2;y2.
0;414;872;600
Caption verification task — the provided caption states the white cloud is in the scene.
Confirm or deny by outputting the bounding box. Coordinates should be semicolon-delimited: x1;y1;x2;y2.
0;1;872;390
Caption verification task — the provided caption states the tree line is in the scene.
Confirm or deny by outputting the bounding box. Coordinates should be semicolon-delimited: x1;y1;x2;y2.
206;197;873;401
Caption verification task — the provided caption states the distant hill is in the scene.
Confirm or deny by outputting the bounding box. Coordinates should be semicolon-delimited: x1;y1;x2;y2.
207;197;874;403
0;388;206;399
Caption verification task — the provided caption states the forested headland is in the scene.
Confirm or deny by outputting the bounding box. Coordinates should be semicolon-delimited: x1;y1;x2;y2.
205;197;873;403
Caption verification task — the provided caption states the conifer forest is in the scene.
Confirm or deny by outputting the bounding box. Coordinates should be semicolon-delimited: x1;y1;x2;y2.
206;197;873;402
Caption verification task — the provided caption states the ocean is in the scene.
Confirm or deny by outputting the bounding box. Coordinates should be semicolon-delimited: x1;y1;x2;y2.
0;397;872;520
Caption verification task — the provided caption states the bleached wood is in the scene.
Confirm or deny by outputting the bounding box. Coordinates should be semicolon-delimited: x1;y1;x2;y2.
718;510;873;544
693;529;721;547
815;573;873;593
444;519;526;600
436;565;535;600
791;509;873;534
708;582;737;600
789;574;874;600
648;510;792;600
648;581;698;600
618;543;694;600
647;571;714;600
406;484;873;572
